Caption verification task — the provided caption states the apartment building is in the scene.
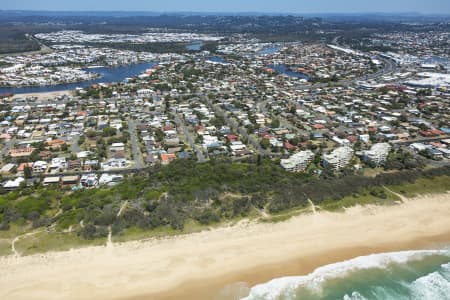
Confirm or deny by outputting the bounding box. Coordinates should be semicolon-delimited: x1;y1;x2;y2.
362;143;391;166
323;146;354;170
281;150;315;172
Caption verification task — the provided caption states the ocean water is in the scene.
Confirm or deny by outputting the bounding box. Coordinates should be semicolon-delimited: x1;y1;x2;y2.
232;250;450;300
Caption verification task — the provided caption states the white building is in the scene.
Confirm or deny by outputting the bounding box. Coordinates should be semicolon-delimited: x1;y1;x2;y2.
99;174;124;186
202;135;219;150
77;151;93;159
438;148;450;159
410;143;430;152
101;158;129;169
280;150;315;172
32;161;48;173
362;143;391;166
43;176;60;186
1;64;25;73
3;177;25;189
229;141;247;152
110;142;125;152
80;174;98;187
50;157;67;170
323;146;354;170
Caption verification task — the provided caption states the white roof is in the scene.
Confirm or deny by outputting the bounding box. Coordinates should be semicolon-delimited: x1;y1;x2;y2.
1;163;17;173
3;177;24;188
99;173;123;184
43;177;60;183
111;143;125;147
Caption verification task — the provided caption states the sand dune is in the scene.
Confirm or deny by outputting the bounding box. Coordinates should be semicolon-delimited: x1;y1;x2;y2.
0;193;449;300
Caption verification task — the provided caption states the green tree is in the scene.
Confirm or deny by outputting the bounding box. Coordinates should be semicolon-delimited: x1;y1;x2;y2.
24;166;32;179
271;118;281;128
102;127;117;137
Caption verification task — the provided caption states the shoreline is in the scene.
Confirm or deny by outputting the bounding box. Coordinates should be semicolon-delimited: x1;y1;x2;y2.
146;234;450;300
0;73;100;89
0;193;449;300
1;61;158;97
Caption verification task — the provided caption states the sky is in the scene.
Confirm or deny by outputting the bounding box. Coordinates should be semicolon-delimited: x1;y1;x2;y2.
2;0;450;14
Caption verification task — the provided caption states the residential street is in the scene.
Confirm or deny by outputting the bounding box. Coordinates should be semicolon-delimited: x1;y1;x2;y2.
174;115;207;162
128;119;144;169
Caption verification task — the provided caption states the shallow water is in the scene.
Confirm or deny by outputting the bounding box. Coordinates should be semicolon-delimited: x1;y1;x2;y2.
237;249;450;300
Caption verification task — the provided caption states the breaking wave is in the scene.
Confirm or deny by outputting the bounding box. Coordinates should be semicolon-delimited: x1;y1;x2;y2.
240;250;450;300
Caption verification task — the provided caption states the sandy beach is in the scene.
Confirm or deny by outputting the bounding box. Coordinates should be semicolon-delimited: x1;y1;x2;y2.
0;193;449;300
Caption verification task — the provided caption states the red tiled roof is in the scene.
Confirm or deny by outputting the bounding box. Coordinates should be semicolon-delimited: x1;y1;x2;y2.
161;153;176;161
347;135;358;143
284;142;295;150
313;124;325;129
226;134;238;141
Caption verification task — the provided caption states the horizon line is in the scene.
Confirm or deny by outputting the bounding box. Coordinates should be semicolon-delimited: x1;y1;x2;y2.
1;10;450;16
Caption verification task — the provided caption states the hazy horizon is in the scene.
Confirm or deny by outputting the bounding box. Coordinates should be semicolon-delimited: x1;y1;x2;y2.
2;0;450;15
2;10;450;16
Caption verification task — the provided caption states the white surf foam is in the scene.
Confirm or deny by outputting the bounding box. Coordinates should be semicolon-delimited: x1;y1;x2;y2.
343;291;368;300
440;262;450;280
241;250;449;300
410;266;450;300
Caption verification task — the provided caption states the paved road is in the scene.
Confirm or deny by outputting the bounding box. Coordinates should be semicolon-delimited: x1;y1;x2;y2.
205;97;272;156
426;159;450;168
128;119;144;169
259;99;302;136
28;34;53;54
70;135;81;154
174;115;207;163
0;138;15;160
394;135;450;146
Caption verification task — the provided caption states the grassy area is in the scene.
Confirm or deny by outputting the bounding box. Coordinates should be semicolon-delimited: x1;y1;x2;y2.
14;231;104;256
363;168;400;177
113;219;211;243
0;223;30;239
321;187;401;211
259;206;312;223
388;176;450;198
0;239;11;256
363;167;385;177
322;175;450;211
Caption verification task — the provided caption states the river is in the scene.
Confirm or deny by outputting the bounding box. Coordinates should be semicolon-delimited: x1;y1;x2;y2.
186;41;204;51
268;64;309;80
0;62;158;94
258;46;281;56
